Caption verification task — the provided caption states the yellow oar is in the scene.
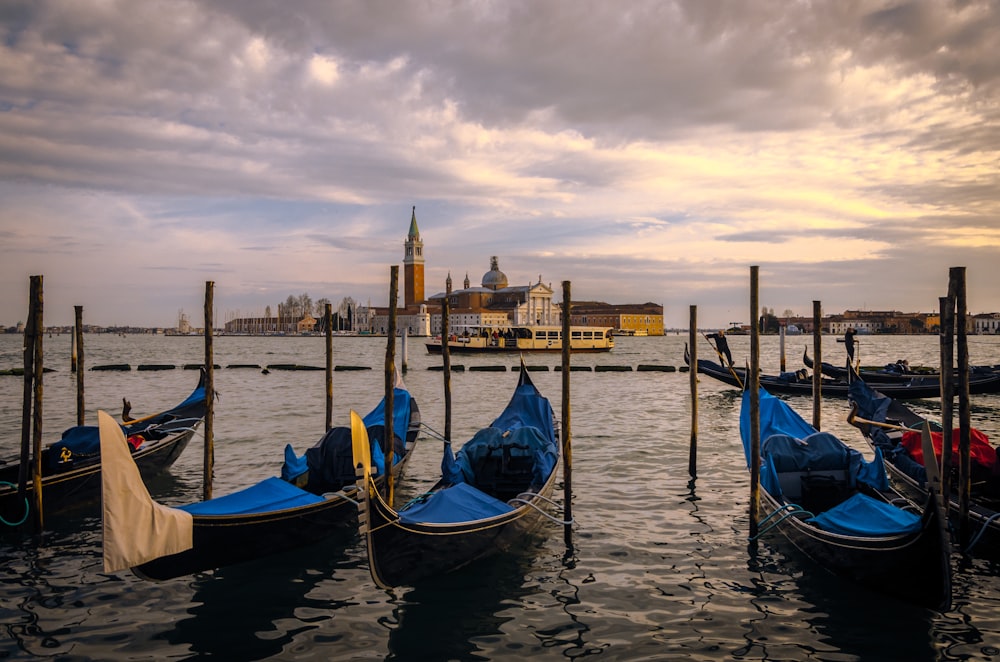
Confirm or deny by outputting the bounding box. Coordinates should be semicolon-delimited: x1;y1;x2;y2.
701;332;743;389
350;410;372;496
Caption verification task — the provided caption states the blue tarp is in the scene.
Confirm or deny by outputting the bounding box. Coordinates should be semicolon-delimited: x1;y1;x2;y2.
398;482;513;524
179;476;324;515
740;389;889;499
440;375;558;491
281;388;406;484
807;492;921;536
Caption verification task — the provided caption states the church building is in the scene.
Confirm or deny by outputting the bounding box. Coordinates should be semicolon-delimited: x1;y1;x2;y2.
366;208;559;336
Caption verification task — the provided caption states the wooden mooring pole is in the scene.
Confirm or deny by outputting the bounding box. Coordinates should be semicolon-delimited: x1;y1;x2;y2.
203;281;215;501
385;266;398;506
441;294;452;442
74;306;84;426
951;267;971;548
812;300;822;431
561;280;573;548
688;305;698;478
325;303;333;431
748;267;760;542
938;295;955;503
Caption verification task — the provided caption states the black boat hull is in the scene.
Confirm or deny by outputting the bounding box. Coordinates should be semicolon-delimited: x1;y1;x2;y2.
361;468;558;588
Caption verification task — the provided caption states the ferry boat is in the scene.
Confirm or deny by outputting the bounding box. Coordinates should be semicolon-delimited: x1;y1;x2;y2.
426;325;614;354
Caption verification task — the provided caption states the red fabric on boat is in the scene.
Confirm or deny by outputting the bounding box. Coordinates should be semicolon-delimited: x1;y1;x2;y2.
900;428;997;472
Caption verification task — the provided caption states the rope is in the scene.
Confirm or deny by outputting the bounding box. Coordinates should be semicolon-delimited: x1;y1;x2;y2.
0;481;29;527
748;504;814;542
322;490;359;505
507;492;573;526
964;511;1000;554
419;423;452;444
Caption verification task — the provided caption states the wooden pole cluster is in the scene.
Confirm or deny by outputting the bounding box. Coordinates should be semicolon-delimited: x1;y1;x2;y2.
325;302;333;431
811;300;822;430
561;281;573;548
74;305;85;426
688;305;698;478
748;267;760;541
203;281;215;501
441;295;452;442
385;266;398;506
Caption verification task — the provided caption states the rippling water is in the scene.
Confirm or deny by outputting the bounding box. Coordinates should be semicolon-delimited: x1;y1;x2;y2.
3;332;1000;660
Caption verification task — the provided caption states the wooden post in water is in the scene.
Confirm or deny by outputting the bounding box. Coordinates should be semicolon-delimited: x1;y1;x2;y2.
441;295;452;442
688;305;698;478
74;306;84;426
951;267;971;547
325;303;333;431
812;300;822;431
18;280;37;513
938;295;955;502
779;324;786;373
203;281;215;501
561;281;573;548
401;327;408;374
385;266;398;506
30;276;44;533
748;267;761;542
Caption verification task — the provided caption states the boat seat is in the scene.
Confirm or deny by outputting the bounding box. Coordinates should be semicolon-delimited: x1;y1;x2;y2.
472;443;537;502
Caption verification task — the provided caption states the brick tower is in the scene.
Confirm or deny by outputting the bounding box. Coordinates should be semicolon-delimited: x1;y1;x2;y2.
403;206;424;308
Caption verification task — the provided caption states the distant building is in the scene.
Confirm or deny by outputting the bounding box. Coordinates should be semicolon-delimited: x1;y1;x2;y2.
974;313;1000;334
569;301;665;336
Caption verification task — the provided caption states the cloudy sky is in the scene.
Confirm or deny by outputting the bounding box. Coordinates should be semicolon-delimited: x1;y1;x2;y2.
2;0;998;329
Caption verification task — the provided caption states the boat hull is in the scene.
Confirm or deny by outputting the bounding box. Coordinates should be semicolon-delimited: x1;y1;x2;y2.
696;358;1000;398
134;487;360;581
361;468;558;588
759;487;950;609
0;374;206;524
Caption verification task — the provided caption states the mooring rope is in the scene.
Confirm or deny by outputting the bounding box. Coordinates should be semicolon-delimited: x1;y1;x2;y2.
965;511;1000;554
748;504;814;541
0;481;29;527
508;492;573;526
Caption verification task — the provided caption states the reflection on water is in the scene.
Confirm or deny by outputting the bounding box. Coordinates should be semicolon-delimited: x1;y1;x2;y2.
2;334;1000;659
165;529;358;660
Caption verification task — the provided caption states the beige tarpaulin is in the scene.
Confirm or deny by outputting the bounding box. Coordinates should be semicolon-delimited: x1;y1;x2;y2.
99;410;193;573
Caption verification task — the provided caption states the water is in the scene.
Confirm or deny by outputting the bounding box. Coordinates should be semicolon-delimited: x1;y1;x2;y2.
3;332;1000;661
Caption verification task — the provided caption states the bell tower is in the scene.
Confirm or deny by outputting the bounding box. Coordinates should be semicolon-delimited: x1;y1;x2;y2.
403;206;424;308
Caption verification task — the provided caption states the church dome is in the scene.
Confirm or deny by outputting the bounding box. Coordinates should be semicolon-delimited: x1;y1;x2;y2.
482;256;508;290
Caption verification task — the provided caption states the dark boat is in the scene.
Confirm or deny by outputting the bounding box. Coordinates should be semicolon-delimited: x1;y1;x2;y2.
740;388;951;610
353;368;560;588
848;378;1000;558
105;384;420;581
687;349;1000;399
0;371;207;525
804;347;997;384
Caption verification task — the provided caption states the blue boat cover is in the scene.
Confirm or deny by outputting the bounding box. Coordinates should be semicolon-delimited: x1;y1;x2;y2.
398;482;513;524
740;389;889;499
281;388;407;484
440;376;558;489
807;492;921;536
179;476;324;515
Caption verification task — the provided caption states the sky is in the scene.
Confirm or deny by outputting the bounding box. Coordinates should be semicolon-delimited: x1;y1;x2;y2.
2;0;999;330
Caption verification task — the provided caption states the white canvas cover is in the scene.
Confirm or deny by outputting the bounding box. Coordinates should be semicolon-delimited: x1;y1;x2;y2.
99;410;193;572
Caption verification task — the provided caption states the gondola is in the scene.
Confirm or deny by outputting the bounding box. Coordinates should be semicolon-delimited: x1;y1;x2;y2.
688;349;1000;399
100;382;420;580
804;347;997;384
847;378;1000;558
740;387;951;610
0;370;207;525
352;368;560;588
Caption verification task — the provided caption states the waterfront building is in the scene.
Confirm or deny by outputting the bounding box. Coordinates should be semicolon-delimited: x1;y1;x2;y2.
569;301;664;336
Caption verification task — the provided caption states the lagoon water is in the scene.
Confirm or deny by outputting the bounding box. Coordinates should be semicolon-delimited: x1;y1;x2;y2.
2;332;1000;661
